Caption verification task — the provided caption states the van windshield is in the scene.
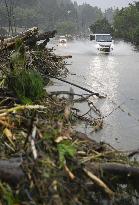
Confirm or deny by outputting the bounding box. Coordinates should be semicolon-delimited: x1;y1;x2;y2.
96;35;112;42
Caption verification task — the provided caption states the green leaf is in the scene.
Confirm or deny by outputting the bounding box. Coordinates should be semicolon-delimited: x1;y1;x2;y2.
10;38;26;70
7;69;44;103
57;141;76;167
0;182;18;205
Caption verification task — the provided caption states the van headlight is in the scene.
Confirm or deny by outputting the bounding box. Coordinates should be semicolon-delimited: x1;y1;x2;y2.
111;44;114;50
96;44;100;49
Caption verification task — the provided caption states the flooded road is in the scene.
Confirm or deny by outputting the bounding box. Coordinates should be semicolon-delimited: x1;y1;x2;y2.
48;40;139;151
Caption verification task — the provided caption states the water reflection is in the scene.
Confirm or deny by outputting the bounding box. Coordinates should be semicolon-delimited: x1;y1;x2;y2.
88;54;119;115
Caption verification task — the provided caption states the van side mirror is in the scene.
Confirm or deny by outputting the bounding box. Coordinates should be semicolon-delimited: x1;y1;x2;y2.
90;35;95;41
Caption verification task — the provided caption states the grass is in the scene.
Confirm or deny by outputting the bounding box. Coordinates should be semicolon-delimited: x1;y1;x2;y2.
7;69;45;104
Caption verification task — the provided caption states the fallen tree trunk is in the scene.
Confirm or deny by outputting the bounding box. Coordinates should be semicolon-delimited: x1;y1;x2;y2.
83;167;114;198
0;27;38;50
0;27;57;51
47;74;103;97
88;162;139;183
26;30;57;48
0;158;24;187
2;27;38;44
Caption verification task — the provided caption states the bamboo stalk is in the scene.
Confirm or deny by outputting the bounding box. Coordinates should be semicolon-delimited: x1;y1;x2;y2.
0;105;47;117
83;168;114;198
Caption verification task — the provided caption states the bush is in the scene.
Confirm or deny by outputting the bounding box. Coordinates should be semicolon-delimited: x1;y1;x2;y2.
7;69;44;104
56;21;77;35
132;26;139;45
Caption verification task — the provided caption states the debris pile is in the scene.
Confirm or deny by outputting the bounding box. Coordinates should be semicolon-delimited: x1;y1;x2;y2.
0;28;139;205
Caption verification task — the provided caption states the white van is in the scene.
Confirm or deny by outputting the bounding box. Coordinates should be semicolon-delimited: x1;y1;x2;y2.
59;36;67;44
90;34;114;52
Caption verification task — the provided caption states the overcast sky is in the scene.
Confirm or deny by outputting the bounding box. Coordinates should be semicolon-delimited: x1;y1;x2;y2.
75;0;134;10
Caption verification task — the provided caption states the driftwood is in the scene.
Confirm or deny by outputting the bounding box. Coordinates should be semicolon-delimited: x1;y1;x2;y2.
26;30;57;48
128;148;139;158
60;55;72;59
73;132;139;186
47;74;104;97
0;27;38;50
88;162;139;184
83;168;114;198
0;27;57;50
101;163;139;179
0;158;24;186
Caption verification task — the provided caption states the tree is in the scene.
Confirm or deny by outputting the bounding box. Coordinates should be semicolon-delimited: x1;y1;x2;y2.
0;27;8;36
104;7;118;24
90;18;113;34
3;0;17;34
132;26;139;44
56;21;77;35
78;4;103;31
113;2;139;43
0;0;103;33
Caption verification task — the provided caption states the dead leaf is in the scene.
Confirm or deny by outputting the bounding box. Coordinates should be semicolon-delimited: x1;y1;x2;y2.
64;105;71;120
55;136;72;143
3;128;15;147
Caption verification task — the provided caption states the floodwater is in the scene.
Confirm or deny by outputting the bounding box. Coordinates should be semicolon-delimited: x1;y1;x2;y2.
48;40;139;151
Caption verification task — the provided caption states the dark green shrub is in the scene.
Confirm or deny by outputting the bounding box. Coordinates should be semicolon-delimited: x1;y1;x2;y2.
8;69;44;104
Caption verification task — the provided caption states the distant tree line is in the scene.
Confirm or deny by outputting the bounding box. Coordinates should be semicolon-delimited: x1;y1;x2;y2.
2;0;139;45
113;1;139;44
90;1;139;45
0;0;103;35
90;18;114;34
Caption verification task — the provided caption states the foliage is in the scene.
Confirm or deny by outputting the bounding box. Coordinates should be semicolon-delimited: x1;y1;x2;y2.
104;7;118;24
113;2;139;44
57;141;76;167
8;69;44;104
8;39;44;103
14;6;40;27
0;0;103;32
56;21;77;35
10;38;26;69
78;3;103;31
132;26;139;45
0;27;8;36
0;183;17;205
90;18;114;34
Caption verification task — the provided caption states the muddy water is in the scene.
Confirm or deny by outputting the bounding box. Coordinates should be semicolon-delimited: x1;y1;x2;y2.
48;40;139;151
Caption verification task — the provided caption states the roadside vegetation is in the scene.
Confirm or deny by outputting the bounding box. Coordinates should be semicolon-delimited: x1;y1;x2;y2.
90;18;114;35
90;2;139;45
113;2;139;45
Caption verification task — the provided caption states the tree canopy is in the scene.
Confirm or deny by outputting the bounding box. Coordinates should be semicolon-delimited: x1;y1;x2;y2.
113;2;139;44
1;0;139;45
0;0;103;34
90;18;114;34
